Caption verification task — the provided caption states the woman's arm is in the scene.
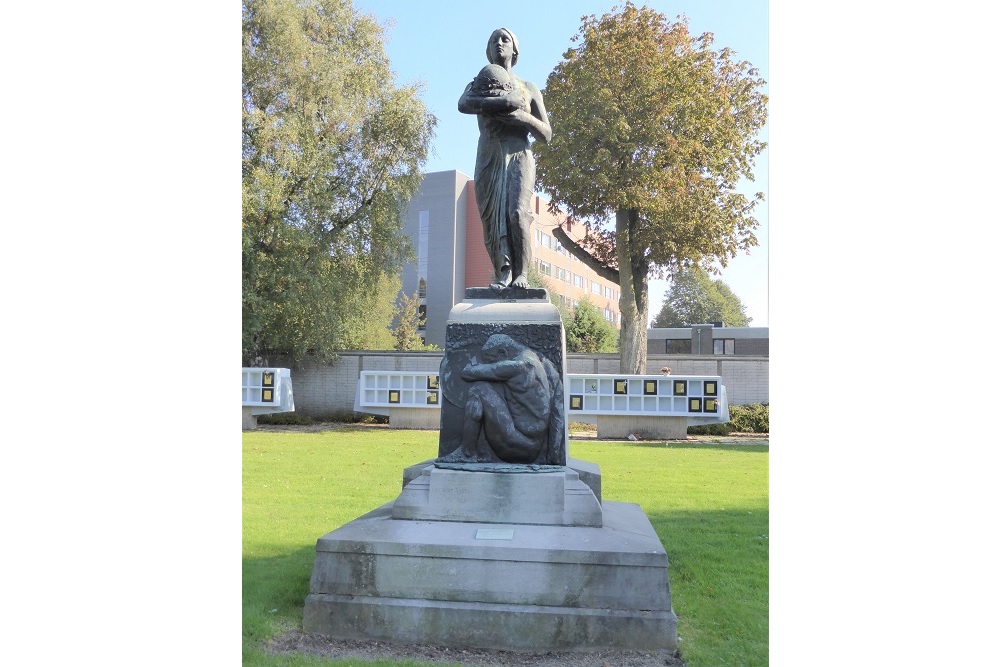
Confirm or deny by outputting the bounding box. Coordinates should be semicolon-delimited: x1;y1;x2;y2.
492;81;552;143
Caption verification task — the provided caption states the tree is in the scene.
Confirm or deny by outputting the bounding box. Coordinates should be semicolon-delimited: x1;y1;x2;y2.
392;290;439;351
565;299;619;353
652;267;751;328
242;0;436;363
534;1;767;373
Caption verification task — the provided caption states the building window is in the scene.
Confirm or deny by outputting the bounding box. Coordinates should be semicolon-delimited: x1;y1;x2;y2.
665;339;691;354
538;260;552;276
572;273;583;287
591;281;601;294
417;211;429;298
417;304;427;331
713;339;736;355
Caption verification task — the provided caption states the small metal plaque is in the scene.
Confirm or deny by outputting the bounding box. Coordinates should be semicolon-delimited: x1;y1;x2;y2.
475;529;514;540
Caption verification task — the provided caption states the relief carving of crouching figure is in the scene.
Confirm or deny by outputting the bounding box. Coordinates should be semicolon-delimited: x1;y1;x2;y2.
438;333;564;465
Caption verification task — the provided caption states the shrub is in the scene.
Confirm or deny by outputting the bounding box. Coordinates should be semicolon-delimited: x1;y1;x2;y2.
255;412;317;426
687;403;769;435
687;421;733;436
730;403;769;433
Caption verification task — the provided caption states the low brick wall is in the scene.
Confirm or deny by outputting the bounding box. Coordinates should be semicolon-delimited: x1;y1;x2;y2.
265;352;768;420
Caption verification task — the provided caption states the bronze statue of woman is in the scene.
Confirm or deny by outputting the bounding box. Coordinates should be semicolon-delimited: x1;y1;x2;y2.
458;28;552;290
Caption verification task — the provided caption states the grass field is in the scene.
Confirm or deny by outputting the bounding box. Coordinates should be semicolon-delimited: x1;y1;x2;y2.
243;426;768;666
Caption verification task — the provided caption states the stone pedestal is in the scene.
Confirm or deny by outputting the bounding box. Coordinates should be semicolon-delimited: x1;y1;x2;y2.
437;289;567;465
303;498;677;652
597;414;689;440
304;288;677;652
392;464;603;527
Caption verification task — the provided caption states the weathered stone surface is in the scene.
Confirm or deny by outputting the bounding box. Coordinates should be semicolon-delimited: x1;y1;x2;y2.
402;457;602;503
392;466;603;527
303;500;677;651
597;414;689;440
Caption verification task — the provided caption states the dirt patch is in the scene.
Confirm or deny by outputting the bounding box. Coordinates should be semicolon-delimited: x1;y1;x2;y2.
268;630;685;666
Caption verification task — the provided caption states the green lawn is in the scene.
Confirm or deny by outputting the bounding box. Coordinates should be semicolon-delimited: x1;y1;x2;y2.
243;427;768;666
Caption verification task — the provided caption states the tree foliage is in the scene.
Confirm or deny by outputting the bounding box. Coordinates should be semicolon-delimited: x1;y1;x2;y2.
242;0;436;363
534;1;767;373
392;291;439;351
565;299;619;353
523;265;614;352
652;267;751;328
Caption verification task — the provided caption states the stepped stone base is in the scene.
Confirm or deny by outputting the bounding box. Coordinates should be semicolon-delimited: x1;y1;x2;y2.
303;499;678;652
402;457;602;502
392;464;603;527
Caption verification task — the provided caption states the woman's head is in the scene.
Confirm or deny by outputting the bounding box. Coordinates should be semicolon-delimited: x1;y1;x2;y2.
486;28;518;67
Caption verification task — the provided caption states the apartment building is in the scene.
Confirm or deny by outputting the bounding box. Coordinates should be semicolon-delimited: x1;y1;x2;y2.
400;170;621;348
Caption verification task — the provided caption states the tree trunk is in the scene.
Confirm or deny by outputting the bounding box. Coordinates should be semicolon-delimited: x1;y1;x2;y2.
615;209;649;374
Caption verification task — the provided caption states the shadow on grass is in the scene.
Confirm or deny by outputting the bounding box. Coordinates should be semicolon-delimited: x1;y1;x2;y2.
243;544;317;648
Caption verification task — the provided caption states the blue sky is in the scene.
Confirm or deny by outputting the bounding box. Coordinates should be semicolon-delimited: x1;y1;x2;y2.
353;0;769;326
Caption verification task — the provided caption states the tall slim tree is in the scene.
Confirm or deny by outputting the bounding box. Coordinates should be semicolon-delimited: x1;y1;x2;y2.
564;299;619;353
392;290;438;351
534;2;767;373
652;267;751;328
242;0;435;363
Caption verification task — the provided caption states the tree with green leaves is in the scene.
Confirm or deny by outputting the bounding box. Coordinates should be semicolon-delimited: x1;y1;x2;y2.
392;290;440;351
652;267;751;328
242;0;435;363
534;1;767;373
565;299;619;353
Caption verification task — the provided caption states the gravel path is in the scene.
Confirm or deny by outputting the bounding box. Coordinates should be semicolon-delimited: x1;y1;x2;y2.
268;631;686;666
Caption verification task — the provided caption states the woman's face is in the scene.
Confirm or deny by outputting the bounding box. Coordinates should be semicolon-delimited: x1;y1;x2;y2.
489;30;515;65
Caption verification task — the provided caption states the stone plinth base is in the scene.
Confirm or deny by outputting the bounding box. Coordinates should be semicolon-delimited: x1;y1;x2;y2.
596;414;688;440
402;457;602;503
392;465;603;527
303;500;678;652
386;407;440;430
242;407;257;431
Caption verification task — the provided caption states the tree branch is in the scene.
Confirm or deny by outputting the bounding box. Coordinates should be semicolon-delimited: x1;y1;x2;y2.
551;225;620;285
326;193;376;234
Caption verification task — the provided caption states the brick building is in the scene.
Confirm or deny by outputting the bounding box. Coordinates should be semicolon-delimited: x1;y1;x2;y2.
400;170;621;348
